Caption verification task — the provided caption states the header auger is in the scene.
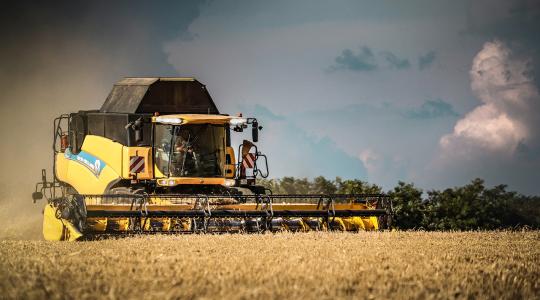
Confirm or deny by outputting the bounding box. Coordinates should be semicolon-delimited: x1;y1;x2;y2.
33;77;393;240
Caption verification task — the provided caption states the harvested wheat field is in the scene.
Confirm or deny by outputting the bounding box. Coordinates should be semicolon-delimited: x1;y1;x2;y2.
0;231;538;299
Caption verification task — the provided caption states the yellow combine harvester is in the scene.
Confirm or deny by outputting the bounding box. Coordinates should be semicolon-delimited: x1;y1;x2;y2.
33;77;392;240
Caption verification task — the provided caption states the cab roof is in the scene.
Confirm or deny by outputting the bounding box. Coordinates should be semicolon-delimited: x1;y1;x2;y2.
100;77;220;115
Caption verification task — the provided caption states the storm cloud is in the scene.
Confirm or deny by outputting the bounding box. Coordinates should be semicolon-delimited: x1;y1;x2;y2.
330;47;378;72
441;41;539;155
331;47;437;72
434;40;540;194
380;51;411;70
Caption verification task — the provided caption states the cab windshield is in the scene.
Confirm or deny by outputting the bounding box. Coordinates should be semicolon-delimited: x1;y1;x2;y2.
154;124;226;177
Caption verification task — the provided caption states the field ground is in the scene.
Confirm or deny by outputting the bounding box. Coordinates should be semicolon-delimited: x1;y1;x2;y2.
0;231;538;299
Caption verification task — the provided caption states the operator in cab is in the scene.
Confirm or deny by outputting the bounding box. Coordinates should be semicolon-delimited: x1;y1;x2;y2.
171;127;199;176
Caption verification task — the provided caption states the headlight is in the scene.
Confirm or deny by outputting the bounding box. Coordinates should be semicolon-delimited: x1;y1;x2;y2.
156;116;183;125
223;179;236;187
157;179;177;186
229;118;247;126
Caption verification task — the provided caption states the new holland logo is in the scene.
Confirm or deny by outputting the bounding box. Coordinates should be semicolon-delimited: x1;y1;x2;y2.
130;156;145;174
64;148;106;177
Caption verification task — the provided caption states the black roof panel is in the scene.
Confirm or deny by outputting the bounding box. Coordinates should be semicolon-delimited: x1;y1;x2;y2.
100;77;220;114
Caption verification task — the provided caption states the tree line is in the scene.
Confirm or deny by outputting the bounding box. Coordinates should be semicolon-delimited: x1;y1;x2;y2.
258;177;540;230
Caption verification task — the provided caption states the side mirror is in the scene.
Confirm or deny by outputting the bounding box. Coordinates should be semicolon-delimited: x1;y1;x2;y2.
125;118;144;144
134;118;143;143
252;121;259;143
135;127;143;143
32;191;43;202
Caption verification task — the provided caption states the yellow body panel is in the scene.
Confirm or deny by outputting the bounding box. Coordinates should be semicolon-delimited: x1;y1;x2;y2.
43;204;82;241
342;217;379;230
82;135;124;176
55;152;120;194
225;146;236;178
154;165;166;178
55;135;123;194
43;204;64;240
56;135;160;193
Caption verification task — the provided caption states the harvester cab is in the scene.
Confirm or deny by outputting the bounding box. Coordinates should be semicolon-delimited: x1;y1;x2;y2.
150;113;268;192
33;77;392;240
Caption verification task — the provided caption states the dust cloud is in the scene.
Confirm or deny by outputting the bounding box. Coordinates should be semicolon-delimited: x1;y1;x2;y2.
0;2;202;239
0;39;113;239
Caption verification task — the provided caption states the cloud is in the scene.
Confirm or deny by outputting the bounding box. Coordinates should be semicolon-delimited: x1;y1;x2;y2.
418;50;436;70
431;40;540;194
331;47;436;72
403;99;459;119
380;51;411;70
359;149;380;172
465;0;540;41
440;41;538;156
330;47;378;72
464;0;540;86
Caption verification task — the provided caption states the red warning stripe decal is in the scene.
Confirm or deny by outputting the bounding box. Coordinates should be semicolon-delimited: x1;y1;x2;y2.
130;156;145;173
242;153;256;169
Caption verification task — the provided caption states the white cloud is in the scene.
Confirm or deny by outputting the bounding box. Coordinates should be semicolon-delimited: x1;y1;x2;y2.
439;41;539;158
359;148;380;174
427;40;540;194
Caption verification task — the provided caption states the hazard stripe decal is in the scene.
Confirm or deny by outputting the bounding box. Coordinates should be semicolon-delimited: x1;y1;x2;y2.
130;156;145;173
242;153;256;169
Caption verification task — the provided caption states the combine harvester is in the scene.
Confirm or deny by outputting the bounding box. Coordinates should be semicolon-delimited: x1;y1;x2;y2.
32;78;393;240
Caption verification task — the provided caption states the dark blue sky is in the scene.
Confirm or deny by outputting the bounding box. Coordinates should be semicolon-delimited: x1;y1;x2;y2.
1;0;539;195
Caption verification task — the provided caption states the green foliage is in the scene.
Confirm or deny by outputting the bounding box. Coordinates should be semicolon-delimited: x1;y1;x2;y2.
335;177;382;194
388;182;426;229
257;177;540;230
424;179;539;230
